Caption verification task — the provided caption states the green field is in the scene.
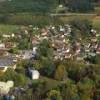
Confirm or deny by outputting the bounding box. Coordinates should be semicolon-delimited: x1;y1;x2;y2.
55;14;95;22
93;16;100;30
0;14;99;32
0;24;20;33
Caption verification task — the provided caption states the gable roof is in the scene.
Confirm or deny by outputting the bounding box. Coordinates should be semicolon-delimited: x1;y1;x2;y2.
0;57;16;67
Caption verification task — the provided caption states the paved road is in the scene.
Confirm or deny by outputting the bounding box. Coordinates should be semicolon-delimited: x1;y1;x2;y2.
50;13;97;17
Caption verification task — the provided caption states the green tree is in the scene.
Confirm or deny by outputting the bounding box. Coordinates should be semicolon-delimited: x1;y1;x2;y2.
77;77;95;99
37;39;53;59
70;19;92;36
46;89;63;100
0;69;28;87
59;80;80;100
8;47;19;54
41;57;55;77
54;64;67;81
67;0;94;12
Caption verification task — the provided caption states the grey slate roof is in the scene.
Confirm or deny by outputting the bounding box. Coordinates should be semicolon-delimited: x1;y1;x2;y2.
0;57;15;67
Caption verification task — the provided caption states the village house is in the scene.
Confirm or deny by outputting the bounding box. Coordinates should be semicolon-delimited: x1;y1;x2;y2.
96;44;100;54
33;47;37;57
2;33;15;38
5;42;17;49
32;37;39;46
21;50;34;60
0;43;5;49
0;49;9;56
0;57;17;72
30;24;99;63
64;53;72;59
0;81;14;94
41;28;49;36
28;68;40;80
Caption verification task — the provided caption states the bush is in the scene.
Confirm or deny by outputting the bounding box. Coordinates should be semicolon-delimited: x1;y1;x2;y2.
3;14;51;26
54;65;67;81
69;19;92;36
67;0;94;12
0;69;28;87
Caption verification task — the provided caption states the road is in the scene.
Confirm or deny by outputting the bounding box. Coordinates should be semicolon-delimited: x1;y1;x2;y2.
50;13;97;17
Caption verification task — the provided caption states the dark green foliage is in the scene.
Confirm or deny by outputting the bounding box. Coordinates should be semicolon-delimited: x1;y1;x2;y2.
54;64;67;81
58;80;80;100
39;58;55;77
67;0;94;12
37;39;53;59
95;54;100;64
70;19;92;36
8;47;19;54
0;69;28;87
46;89;63;100
0;0;57;13
36;39;55;77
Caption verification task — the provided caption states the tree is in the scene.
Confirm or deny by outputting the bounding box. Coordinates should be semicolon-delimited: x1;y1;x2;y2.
0;68;28;87
40;57;55;77
77;77;95;99
37;39;53;59
70;19;92;36
54;65;67;81
8;47;19;54
59;80;79;100
31;80;46;98
67;0;94;12
46;89;63;100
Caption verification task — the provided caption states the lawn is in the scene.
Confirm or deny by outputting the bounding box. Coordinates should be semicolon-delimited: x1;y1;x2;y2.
1;13;51;25
0;24;20;33
56;14;95;23
40;76;60;91
93;16;100;30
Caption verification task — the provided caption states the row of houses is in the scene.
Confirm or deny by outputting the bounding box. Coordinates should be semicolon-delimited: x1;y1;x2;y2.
0;27;40;95
0;24;99;73
31;25;100;62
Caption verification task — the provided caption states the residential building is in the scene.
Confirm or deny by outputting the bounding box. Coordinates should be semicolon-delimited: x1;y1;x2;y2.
0;57;17;72
0;81;14;94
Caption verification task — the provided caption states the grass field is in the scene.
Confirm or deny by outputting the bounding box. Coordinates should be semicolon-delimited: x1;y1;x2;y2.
40;76;60;91
0;15;99;33
56;14;95;22
54;15;100;30
93;16;100;30
0;24;20;33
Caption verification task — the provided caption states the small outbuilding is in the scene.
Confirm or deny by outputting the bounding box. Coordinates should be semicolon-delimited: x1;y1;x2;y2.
28;68;40;80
